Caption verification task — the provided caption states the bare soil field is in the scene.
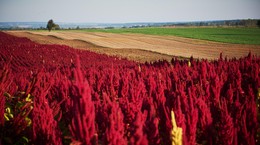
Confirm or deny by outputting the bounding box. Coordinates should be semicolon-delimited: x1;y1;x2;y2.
6;31;260;62
6;31;174;63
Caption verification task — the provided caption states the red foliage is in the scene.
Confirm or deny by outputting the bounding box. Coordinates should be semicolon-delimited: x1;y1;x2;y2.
32;71;62;145
0;32;259;145
69;56;97;144
0;65;12;126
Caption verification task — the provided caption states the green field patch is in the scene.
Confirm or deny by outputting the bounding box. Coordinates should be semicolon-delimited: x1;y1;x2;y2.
77;27;260;45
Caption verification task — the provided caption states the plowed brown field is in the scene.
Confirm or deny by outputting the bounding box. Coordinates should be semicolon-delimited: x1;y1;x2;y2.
6;31;260;62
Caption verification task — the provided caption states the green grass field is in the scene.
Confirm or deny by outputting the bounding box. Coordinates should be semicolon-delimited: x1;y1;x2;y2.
78;27;260;45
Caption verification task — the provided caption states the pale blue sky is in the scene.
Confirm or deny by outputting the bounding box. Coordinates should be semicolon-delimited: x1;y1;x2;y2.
0;0;259;23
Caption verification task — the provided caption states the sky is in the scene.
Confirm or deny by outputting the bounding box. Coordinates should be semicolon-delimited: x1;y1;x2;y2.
0;0;260;23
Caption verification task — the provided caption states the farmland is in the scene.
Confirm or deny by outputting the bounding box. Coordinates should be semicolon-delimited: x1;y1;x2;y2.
8;28;260;61
72;27;260;45
0;30;259;145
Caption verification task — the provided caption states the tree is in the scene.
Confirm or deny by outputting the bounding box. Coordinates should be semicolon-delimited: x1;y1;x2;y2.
257;20;260;28
47;19;54;31
47;19;59;32
53;24;60;30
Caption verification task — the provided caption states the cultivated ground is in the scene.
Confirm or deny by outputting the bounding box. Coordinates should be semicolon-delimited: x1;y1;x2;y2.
6;30;260;62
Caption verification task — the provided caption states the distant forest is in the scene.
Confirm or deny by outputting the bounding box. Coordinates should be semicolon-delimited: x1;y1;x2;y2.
162;19;260;27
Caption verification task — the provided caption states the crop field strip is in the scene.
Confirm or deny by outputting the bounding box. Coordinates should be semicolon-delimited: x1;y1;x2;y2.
0;32;259;144
80;27;260;45
13;29;260;60
6;31;176;63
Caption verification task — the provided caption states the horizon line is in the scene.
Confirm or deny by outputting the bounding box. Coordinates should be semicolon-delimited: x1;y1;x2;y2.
1;18;259;24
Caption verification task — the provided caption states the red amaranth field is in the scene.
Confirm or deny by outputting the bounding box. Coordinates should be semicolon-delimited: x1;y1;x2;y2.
0;32;259;144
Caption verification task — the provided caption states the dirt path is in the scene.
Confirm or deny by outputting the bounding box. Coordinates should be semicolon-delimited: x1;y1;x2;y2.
6;31;260;61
